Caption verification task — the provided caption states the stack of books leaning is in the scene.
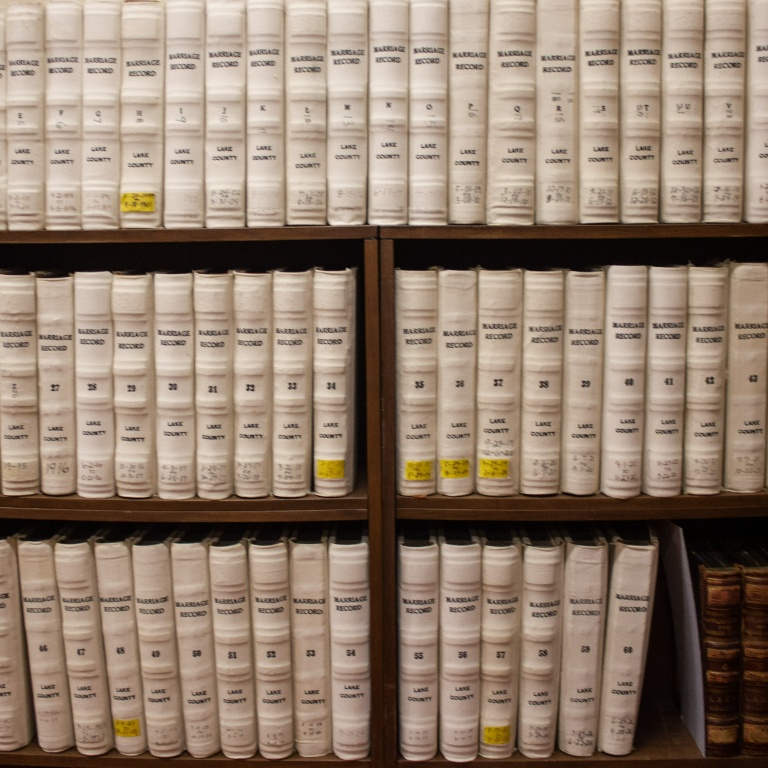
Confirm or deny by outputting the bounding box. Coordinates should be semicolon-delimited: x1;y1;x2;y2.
0;0;767;229
0;267;357;500
396;261;768;498
0;520;370;760
397;521;659;761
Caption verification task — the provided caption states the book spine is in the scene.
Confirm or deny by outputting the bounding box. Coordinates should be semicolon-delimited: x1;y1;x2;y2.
408;0;449;224
233;271;272;498
620;0;663;223
36;274;77;495
81;0;122;230
475;269;522;496
578;0;620;223
112;273;155;498
313;268;357;497
205;0;248;227
485;0;536;225
367;0;409;224
245;0;285;226
436;269;478;496
520;270;564;495
660;0;705;222
0;272;40;495
272;270;313;497
194;270;235;499
163;0;206;228
119;0;165;228
154;272;196;499
745;0;768;222
44;0;83;230
326;0;368;225
0;6;7;230
560;271;605;496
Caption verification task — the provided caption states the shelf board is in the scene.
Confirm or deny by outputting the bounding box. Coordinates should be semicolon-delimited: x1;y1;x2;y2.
0;225;377;245
396;490;768;520
380;223;768;241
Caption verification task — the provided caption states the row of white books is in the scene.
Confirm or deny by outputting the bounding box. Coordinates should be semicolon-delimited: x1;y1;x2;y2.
2;0;768;230
0;521;370;760
397;522;659;762
0;267;357;500
396;262;768;498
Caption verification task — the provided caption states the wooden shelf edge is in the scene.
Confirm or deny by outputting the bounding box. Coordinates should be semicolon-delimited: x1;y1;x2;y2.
380;223;768;240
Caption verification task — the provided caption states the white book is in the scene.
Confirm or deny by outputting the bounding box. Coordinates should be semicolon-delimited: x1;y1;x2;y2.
745;0;768;221
702;0;747;222
579;0;620;223
397;525;439;761
328;524;370;760
557;527;608;757
485;0;536;225
0;527;34;751
642;266;688;496
272;270;313;498
119;0;165;228
163;0;205;229
112;272;155;498
560;270;605;496
132;528;185;758
17;527;76;752
93;528;148;756
516;527;564;759
245;0;285;226
194;270;235;500
0;5;7;230
0;271;39;495
172;531;220;758
326;0;368;225
284;0;327;224
520;270;564;495
535;0;578;224
233;270;272;498
74;271;115;498
367;0;409;224
660;0;705;223
724;262;768;491
44;0;83;230
407;0;449;224
154;272;196;500
5;0;45;231
36;272;77;496
54;532;114;755
81;0;122;230
620;0;662;222
600;265;648;499
290;526;331;757
438;525;481;762
597;526;659;756
249;525;294;760
313;268;357;496
683;265;728;494
205;0;247;227
478;525;522;759
447;0;489;224
209;534;257;758
395;269;438;496
436;269;477;496
475;268;523;496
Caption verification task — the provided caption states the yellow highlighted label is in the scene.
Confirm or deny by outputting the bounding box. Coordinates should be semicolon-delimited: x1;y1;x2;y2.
317;459;345;480
404;460;432;482
479;459;509;479
120;193;156;213
440;458;470;480
114;718;142;738
483;726;511;746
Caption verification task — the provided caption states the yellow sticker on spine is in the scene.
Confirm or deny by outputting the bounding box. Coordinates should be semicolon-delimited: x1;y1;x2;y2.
483;726;511;746
120;193;156;213
317;459;345;479
404;460;432;482
114;718;142;738
440;458;470;479
478;459;509;479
